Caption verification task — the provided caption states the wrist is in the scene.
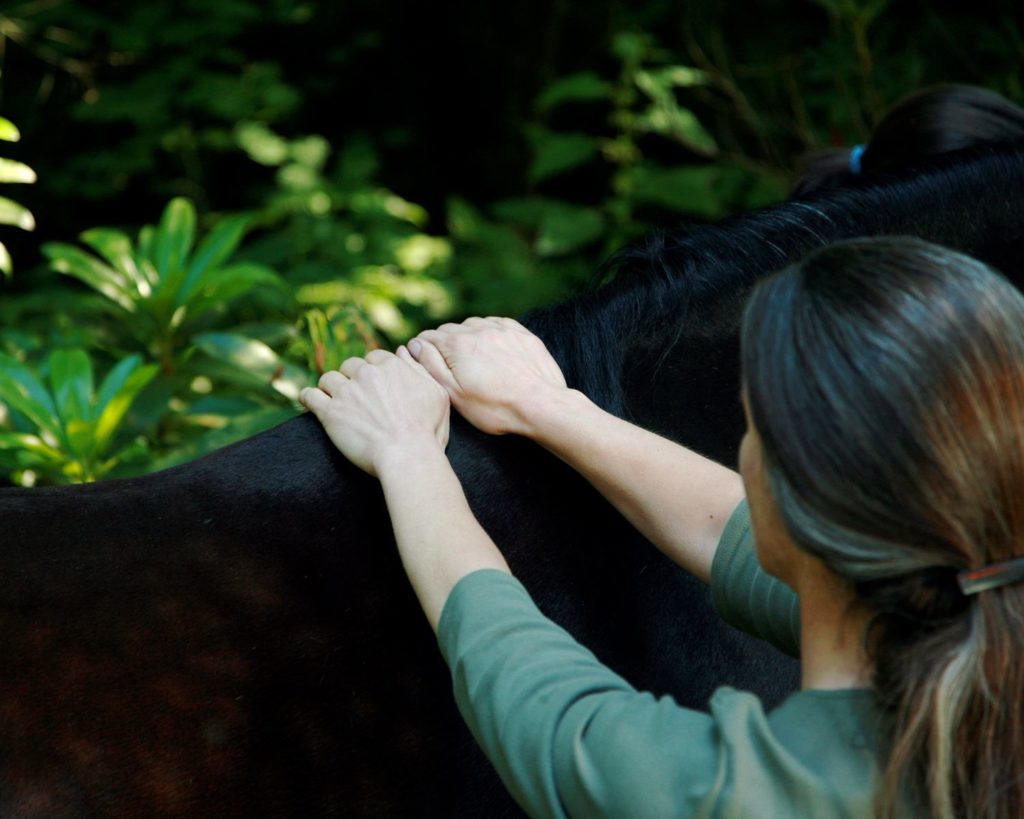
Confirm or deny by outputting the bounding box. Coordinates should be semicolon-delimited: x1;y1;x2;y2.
513;387;594;440
373;436;448;482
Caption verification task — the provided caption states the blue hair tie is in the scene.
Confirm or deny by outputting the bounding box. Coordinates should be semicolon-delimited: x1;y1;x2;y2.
849;144;866;175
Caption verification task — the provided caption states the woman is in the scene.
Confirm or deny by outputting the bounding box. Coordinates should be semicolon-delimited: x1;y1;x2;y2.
300;236;1024;817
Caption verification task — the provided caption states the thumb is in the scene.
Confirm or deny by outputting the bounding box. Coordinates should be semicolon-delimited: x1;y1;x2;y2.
407;338;460;393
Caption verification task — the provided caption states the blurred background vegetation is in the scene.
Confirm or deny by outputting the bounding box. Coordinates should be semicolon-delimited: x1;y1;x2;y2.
0;0;1020;484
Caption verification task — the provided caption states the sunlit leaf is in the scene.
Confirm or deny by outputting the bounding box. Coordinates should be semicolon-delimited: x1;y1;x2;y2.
0;159;37;184
65;418;97;460
94;354;145;418
43;242;137;313
235;121;289;166
194;332;308;401
80;229;149;296
636;105;718;154
0;118;20;142
0;432;62;461
0;196;35;230
150;406;298;471
94;362;158;451
289;135;330;170
0;241;11;280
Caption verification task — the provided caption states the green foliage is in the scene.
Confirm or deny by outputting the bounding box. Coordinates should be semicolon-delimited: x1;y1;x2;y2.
0;349;157;483
526;31;788;243
42;198;287;373
234;126;456;341
443;31;789;318
0;116;36;279
19;1;305;203
0;0;1020;485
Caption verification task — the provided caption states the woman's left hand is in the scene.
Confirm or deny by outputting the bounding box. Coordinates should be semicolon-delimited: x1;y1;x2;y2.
299;348;450;478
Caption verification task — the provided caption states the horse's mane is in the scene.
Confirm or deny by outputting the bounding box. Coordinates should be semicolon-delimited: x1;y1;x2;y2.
524;141;1024;418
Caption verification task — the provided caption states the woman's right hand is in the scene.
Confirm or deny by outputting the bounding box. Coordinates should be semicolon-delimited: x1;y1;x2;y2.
408;317;569;437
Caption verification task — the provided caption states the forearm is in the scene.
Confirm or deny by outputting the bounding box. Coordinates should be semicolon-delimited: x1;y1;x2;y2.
376;440;510;631
520;389;744;584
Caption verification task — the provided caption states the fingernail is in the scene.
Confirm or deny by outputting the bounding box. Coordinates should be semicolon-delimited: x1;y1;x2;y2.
409;339;422;356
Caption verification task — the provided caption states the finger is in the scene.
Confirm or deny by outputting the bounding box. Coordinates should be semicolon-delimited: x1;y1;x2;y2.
497;316;528;332
299;387;330;417
411;331;438;354
464;316;501;328
318;370;348;395
435;322;476;334
339;357;365;379
365;349;392;365
415;328;458;353
408;339;460;392
396;345;435;380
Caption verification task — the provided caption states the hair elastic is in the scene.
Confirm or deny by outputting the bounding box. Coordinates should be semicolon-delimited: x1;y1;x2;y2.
957;556;1024;595
849;144;866;175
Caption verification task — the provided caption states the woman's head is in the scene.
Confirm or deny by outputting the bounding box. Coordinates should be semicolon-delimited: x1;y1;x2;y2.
740;236;1024;818
792;84;1024;197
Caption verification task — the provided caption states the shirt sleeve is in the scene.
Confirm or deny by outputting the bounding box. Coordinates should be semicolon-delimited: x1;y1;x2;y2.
437;570;726;819
710;498;801;657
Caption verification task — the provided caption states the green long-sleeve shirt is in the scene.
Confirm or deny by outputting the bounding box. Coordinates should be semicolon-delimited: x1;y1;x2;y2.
437;499;883;818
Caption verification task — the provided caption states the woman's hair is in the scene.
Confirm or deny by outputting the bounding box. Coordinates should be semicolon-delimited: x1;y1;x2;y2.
792;84;1024;197
740;237;1024;819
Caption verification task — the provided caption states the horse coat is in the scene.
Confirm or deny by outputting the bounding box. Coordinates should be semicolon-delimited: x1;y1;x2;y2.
1;143;1022;817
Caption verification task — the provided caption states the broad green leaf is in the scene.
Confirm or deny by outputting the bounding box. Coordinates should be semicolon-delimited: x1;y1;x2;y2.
536;72;613;112
446;196;484;241
150;406;298;471
0;240;10;280
526;128;600;185
49;349;94;426
94;354;145;418
194;332;307;401
185;263;288;322
0;196;35;230
43;242;136;313
176;214;251;305
611;31;653;63
93;363;158;451
152;198;197;299
636;104;718;155
289;135;330;170
628;163;724;217
80;229;150;296
0;159;36;184
635;68;707;98
0;352;60;436
186;394;265;420
65;417;97;460
235;121;289;166
0;431;62;461
0;118;20;142
137;224;156;265
492;197;605;256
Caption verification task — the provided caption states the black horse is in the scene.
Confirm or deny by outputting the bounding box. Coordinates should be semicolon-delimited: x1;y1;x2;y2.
1;143;1022;817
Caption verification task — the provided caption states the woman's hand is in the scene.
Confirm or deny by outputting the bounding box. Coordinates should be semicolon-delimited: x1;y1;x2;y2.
409;317;569;437
299;348;450;478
